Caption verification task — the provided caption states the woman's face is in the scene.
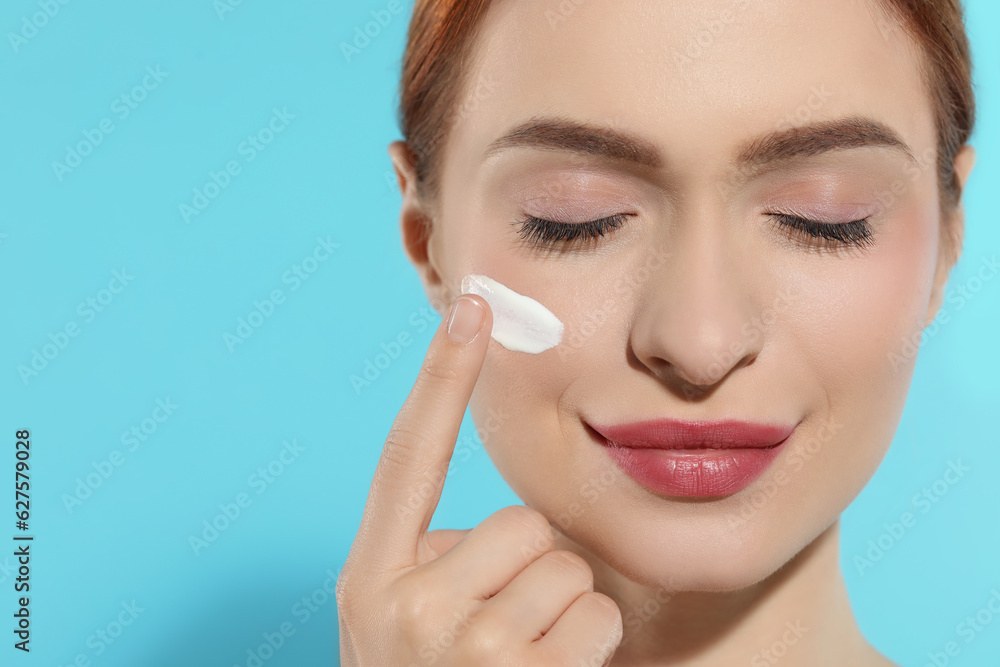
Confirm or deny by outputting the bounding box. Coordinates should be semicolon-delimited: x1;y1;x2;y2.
408;0;953;591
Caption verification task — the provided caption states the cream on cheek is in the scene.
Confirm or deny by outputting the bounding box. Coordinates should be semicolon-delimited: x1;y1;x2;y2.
461;273;564;353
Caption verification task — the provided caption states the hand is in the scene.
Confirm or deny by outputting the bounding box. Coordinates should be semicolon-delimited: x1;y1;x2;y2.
337;293;623;666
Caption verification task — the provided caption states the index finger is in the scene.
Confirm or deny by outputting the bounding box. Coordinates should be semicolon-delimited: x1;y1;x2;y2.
351;292;493;573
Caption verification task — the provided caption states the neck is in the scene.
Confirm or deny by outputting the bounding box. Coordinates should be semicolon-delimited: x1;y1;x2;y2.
555;519;882;666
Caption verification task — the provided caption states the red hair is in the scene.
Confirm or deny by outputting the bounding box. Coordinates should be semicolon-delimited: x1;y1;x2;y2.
397;0;975;256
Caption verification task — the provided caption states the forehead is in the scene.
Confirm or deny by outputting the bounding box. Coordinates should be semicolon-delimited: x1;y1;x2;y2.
445;0;934;178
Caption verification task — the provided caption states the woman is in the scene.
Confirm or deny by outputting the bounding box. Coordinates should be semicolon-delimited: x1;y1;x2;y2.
338;0;977;664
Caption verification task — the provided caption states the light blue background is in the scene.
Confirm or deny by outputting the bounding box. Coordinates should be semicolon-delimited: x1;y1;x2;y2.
0;1;996;665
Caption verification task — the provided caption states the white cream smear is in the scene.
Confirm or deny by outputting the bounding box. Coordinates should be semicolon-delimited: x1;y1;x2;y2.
460;273;563;354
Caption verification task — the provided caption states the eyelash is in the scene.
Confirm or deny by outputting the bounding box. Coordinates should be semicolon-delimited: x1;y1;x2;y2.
513;212;875;249
771;213;875;249
512;214;631;247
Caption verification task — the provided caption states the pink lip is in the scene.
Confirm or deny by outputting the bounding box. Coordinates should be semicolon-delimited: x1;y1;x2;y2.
588;419;796;498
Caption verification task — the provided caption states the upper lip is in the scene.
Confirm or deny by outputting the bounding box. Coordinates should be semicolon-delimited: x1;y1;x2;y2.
588;418;796;450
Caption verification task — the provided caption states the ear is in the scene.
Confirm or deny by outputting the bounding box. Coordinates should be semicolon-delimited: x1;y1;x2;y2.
925;144;976;326
388;140;450;317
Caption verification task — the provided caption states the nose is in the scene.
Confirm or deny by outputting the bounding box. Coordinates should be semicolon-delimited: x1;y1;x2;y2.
628;219;763;398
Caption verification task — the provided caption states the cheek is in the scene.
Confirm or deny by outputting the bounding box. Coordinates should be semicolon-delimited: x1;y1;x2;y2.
468;332;591;507
791;204;938;392
770;205;939;501
461;267;584;490
466;252;649;497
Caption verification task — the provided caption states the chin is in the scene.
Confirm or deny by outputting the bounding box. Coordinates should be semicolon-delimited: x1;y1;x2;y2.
567;503;830;594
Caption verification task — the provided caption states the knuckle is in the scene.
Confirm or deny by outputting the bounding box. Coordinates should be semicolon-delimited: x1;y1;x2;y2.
418;361;459;384
579;603;624;667
334;568;353;607
387;574;438;633
498;505;554;548
544;550;593;585
381;426;434;469
583;592;624;626
334;562;363;616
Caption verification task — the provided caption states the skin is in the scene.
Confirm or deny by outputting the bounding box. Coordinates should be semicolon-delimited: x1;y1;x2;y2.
338;0;977;665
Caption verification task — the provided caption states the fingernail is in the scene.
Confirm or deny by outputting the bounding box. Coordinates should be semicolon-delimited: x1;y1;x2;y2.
446;295;485;345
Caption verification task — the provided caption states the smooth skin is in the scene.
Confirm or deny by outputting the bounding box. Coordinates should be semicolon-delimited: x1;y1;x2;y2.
341;0;978;665
337;294;623;666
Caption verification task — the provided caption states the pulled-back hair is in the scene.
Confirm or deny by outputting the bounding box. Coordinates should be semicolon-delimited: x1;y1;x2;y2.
397;0;975;259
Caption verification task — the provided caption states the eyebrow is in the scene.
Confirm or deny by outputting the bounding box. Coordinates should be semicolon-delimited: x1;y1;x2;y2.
483;117;662;168
482;115;916;172
736;116;916;169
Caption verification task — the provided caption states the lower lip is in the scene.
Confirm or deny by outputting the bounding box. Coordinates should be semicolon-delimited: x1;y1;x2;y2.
600;438;789;498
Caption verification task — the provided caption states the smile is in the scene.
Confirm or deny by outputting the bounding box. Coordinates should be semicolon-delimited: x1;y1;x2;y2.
588;418;796;497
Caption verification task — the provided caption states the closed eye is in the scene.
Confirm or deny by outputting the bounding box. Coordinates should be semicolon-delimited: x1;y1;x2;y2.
512;213;631;247
511;211;876;252
769;213;875;249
